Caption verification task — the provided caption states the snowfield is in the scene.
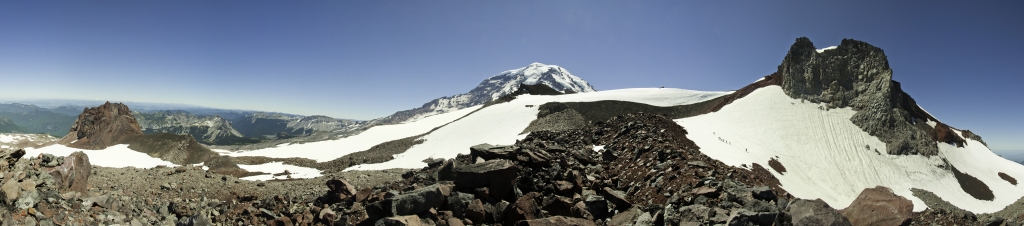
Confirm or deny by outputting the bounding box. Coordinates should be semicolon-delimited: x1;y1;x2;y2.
346;88;730;171
24;144;178;168
238;162;322;181
218;105;482;162
675;86;1024;214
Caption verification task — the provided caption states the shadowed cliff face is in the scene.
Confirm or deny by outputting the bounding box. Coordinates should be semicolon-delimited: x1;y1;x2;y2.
776;37;976;156
58;102;144;150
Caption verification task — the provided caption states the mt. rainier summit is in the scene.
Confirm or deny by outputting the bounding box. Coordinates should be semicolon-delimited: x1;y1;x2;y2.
367;62;595;125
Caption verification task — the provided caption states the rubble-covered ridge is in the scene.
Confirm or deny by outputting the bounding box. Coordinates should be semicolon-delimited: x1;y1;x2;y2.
0;113;1008;225
296;113;904;226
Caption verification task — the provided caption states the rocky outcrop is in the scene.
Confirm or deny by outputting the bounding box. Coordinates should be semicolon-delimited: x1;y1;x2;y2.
57;102;143;149
134;110;247;144
839;186;913;226
776;37;958;156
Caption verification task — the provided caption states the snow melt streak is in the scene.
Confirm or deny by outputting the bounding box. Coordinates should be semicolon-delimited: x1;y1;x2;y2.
675;86;1024;213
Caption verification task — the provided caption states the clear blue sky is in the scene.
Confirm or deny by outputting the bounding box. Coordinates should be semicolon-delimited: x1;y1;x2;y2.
1;1;1021;150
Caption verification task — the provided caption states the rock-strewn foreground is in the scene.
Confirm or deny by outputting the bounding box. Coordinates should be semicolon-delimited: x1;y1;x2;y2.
1;113;1018;225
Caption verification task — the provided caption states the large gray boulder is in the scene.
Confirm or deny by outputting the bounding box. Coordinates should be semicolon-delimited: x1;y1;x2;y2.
787;199;851;226
454;159;518;201
367;184;445;220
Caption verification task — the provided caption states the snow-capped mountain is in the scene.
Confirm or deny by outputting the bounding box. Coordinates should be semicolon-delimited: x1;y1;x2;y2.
367;62;596;125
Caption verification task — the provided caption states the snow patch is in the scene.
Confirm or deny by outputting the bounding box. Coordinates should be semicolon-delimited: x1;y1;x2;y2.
238;162;321;181
675;86;1024;214
0;134;14;143
816;46;838;53
24;144;177;168
592;145;605;152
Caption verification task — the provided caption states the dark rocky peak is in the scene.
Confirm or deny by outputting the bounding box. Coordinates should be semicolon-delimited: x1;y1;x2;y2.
778;37;893;109
513;83;564;96
774;37;978;155
57;102;144;150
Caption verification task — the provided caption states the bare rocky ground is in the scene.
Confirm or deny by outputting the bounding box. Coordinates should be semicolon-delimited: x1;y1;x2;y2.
0;112;1020;225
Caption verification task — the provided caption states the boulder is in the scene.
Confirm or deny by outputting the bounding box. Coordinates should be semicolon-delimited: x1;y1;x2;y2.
470;144;515;161
676;205;711;222
584;195;608;220
45;151;92;194
367;184;445;220
725;209;778;226
839;186;913;226
454;159;518;201
608;207;641;226
505;192;542;225
436;159;457;181
750;186;775;201
600;187;631;210
466;199;486;223
326;179;358;196
787;199;851;226
514;216;596;226
445;192;474;218
376;215;428;226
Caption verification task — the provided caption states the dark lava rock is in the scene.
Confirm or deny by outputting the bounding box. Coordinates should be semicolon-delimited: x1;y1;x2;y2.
454;159;518;201
367;184;445;220
436;159;456;181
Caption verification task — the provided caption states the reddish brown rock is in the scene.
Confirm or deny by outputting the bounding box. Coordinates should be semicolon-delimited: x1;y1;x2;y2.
355;187;373;202
44;151;91;194
327;179;358;196
505;192;542;225
466;199;486;223
58;102;143;150
840;186;913;226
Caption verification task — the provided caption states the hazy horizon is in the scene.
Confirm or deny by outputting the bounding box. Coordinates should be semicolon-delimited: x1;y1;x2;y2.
2;1;1021;149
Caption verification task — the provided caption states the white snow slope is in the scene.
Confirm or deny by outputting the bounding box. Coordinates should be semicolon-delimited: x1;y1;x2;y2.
675;86;1024;214
220;105;482;162
346;88;730;171
24;144;177;168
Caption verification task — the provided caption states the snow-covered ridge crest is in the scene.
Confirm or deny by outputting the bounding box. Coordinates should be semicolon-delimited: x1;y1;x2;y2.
366;62;596;125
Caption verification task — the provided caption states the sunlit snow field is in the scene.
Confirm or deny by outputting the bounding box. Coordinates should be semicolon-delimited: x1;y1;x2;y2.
675;86;1024;213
